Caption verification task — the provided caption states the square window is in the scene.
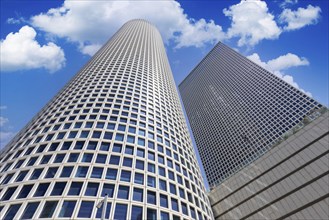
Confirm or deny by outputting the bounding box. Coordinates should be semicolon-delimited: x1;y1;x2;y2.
82;153;93;162
109;155;120;165
147;191;156;205
134;173;144;185
58;201;76;218
147;208;157;220
100;142;110;151
68;153;79;162
91;167;103;178
133;188;143;202
137;148;145;158
51;182;67;196
125;146;134;155
106;168;117;180
60;166;73;178
115;133;124;141
127;135;135;143
104;132;113;140
148;163;155;173
40;201;58;218
117;185;129;199
76;166;88;178
131;205;143;220
85;182;99;196
21;202;39;219
45;167;58;178
120;170;131;182
68;182;83;195
147;176;156;188
96;154;107;163
102;183;115;197
123;157;133;167
135;160;144;170
160;194;168;208
159;179;167;191
114;204;127;220
78;201;94;218
17;184;33;198
113;144;122;153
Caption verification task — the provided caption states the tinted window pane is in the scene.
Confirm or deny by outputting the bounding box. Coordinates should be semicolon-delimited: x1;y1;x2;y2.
117;186;129;199
134;173;144;185
68;182;83;195
106;168;117;180
34;183;50;197
85;182;99;196
160;211;169;220
51;182;67;196
102;183;115;197
76;166;88;177
147;208;156;220
40;201;58;218
30;168;43;180
131;205;143;220
114;204;127;220
17;184;33;198
1;187;17;201
60;166;73;177
91;167;103;178
133;188;143;202
58;201;76;217
147;191;156;205
3;204;21;220
120;170;131;182
96;202;111;218
21;202;39;219
78;201;94;218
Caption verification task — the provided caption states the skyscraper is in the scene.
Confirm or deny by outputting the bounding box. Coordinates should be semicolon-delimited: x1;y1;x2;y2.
0;19;213;220
179;42;324;188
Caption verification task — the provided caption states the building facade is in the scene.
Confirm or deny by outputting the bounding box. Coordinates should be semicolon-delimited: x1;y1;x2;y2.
209;112;329;219
0;20;213;220
179;42;324;188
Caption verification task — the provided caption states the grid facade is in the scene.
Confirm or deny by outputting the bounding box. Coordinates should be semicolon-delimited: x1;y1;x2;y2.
0;19;213;220
179;42;324;188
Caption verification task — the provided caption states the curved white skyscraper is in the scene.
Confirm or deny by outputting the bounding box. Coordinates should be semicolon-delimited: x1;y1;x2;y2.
0;19;213;220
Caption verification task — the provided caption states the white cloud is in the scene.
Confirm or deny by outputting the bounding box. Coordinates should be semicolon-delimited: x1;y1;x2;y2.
279;0;298;8
223;0;281;47
0;106;7;110
30;0;225;55
0;25;66;73
0;131;15;149
247;52;312;96
279;5;321;31
0;117;9;127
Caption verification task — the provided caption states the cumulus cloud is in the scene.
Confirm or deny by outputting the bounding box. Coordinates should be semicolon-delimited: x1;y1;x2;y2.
223;0;281;47
0;117;9;127
0;25;66;73
279;5;321;31
30;0;225;55
247;52;312;96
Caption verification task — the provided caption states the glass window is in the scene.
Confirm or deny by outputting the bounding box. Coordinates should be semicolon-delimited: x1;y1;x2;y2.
58;201;76;217
120;170;131;182
147;191;156;205
171;198;179;211
34;183;50;197
159;179;167;191
134;173;144;185
96;203;111;219
82;153;93;162
21;202;39;219
148;141;155;149
3;204;21;220
1;187;17;201
45;167;58;178
160;194;168;208
40;155;51;164
87;141;97;150
128;126;136;133
109;155;120;165
104;132;113;140
91;167;103;178
102;183;115;197
137;148;145;157
127;135;135;143
27;157;37;166
96;154;107;163
181;202;188;215
68;153;79;162
51;182;67;196
147;208;157;220
168;171;175;180
190;207;196;219
17;185;32;198
40;201;58;218
100;142;110;151
30;168;43;180
133;188;143;202
115;133;124;141
179;188;186;199
123;157;133;167
159;167;166;177
113;144;122;153
92;131;101;138
135;160;144;170
61;142;72;150
160;211;169;220
131;206;143;220
85;182;99;196
170;183;176;195
147;176;156;188
125;146;134;155
76;166;88;177
60;166;73;178
138;138;145;146
105;168;117;180
68;182;83;195
118;124;126;131
54;154;65;163
114;203;127;220
117;185;129;199
78;201;94;218
16;170;28;182
148;152;155;161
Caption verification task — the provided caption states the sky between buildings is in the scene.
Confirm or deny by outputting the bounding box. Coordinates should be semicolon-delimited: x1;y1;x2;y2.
1;0;328;151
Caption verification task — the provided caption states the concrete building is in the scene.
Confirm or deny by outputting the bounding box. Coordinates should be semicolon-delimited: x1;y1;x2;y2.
179;42;324;188
209;112;329;219
0;19;213;220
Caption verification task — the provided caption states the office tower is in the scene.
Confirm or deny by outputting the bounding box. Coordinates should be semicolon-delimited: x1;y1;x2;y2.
179;42;324;188
0;19;212;220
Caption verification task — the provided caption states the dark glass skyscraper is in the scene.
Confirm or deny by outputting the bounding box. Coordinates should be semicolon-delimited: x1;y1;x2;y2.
179;42;323;188
0;20;212;220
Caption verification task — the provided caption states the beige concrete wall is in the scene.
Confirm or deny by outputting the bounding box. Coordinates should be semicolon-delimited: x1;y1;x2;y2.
209;112;329;220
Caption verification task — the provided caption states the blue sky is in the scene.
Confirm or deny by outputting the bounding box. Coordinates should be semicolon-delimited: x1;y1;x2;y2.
1;0;328;151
